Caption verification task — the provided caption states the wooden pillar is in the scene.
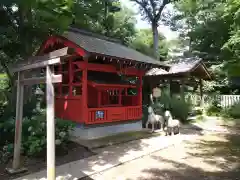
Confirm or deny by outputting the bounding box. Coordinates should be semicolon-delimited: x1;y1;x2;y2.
166;79;171;109
12;72;24;171
149;82;154;105
168;79;171;97
180;79;185;102
119;88;122;106
46;65;55;180
69;58;73;95
59;63;62;95
138;75;142;106
82;59;88;123
199;78;203;107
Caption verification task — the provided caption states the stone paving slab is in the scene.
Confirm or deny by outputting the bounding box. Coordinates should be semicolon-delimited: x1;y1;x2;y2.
15;131;198;180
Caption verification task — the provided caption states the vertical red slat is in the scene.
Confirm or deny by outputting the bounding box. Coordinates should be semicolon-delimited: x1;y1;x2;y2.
119;89;122;106
82;61;88;123
69;58;73;96
97;91;101;107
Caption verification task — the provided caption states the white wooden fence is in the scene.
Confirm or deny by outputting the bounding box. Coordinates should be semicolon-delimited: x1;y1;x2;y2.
186;94;240;108
218;95;240;108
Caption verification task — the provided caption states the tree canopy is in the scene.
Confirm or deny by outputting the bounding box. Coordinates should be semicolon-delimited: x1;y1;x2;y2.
131;0;177;58
0;0;147;80
130;29;169;60
169;0;240;93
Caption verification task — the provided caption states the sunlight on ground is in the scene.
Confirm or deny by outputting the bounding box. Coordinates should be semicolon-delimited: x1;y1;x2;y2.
89;132;240;180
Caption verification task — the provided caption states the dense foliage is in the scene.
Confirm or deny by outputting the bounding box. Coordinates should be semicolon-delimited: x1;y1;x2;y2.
205;96;222;116
0;110;74;163
130;29;169;59
152;90;193;123
227;102;240;119
170;0;240;93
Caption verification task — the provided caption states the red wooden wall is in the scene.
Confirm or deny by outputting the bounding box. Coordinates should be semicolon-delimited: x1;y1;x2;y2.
54;59;144;125
38;35;144;125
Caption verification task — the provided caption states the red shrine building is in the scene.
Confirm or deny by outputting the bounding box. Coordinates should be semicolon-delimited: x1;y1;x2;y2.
37;28;167;131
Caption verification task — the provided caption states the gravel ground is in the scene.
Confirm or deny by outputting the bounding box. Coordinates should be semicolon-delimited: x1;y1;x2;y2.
84;132;240;180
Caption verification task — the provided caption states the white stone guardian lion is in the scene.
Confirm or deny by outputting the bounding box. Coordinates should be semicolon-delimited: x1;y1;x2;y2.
145;106;165;133
164;110;180;136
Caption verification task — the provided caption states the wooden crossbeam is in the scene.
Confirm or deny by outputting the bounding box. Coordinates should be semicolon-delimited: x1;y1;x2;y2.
12;58;60;73
16;74;62;85
11;47;75;73
28;47;75;63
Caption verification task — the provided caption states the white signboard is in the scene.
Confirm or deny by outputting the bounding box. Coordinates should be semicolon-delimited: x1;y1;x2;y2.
153;87;161;97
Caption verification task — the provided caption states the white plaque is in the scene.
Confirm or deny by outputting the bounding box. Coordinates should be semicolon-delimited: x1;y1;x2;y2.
153;88;161;97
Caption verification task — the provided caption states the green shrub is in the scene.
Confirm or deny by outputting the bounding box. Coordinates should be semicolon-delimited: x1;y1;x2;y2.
169;96;192;123
153;93;193;123
227;102;240;119
153;90;171;113
0;109;75;158
0;143;13;164
0;78;9;117
205;96;222;116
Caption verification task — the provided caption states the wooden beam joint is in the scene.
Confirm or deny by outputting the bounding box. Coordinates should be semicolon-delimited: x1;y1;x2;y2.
11;47;75;73
16;74;62;85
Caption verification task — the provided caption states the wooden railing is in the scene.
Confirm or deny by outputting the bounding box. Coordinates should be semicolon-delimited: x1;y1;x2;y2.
125;107;142;120
86;106;142;124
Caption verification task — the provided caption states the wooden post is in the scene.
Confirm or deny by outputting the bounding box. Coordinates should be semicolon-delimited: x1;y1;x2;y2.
69;58;73;95
138;75;142;106
169;79;172;97
199;78;203;107
166;79;171;109
12;72;24;171
82;60;88;123
7;48;68;175
149;83;154;105
180;79;185;102
46;65;55;180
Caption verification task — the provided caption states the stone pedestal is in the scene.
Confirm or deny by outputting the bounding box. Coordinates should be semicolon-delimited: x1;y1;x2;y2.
70;120;143;140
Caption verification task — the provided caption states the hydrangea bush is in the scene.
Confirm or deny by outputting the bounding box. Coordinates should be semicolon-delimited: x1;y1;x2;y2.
0;109;75;161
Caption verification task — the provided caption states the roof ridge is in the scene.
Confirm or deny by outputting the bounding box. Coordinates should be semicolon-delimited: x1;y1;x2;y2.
68;26;122;44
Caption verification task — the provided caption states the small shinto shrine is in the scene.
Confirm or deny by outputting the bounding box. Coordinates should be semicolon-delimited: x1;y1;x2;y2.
146;57;212;103
36;27;167;138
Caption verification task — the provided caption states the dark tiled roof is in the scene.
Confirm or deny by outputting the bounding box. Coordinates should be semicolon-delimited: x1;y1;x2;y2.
146;68;168;76
62;28;167;67
168;57;202;74
146;57;212;80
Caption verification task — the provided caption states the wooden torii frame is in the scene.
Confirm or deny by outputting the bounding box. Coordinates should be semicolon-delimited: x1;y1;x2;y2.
6;47;74;180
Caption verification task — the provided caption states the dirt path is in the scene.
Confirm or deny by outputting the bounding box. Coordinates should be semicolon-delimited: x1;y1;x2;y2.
84;132;240;180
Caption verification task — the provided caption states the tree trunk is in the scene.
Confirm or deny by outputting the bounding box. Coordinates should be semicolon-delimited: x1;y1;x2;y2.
152;22;159;59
